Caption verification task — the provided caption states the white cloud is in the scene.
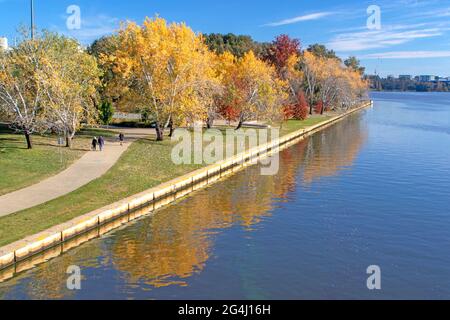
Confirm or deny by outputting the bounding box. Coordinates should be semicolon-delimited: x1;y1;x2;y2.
360;51;450;59
413;6;450;18
328;26;445;52
62;14;119;43
264;12;334;27
433;8;450;17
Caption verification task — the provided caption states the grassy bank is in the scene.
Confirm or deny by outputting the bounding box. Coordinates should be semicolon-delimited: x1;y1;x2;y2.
0;125;117;196
280;116;332;135
0;116;331;246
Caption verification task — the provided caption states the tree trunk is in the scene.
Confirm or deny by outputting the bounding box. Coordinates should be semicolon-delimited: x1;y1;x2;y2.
155;123;164;141
235;120;243;131
66;136;73;148
24;132;32;149
206;117;214;129
168;118;174;138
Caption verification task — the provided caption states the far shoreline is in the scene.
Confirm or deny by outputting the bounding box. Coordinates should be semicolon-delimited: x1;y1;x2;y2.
370;90;450;93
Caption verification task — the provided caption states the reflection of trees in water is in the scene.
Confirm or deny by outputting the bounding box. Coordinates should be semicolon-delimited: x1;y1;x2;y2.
109;115;366;288
0;243;102;300
0;114;367;294
302;114;367;184
109;139;311;288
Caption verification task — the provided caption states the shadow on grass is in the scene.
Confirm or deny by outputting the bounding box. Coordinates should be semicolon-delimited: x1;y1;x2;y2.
0;136;29;150
0;135;92;152
137;138;168;145
32;142;90;152
0;137;18;142
0;124;12;134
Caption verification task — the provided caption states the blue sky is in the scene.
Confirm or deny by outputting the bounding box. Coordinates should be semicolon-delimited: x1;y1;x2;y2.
1;0;450;76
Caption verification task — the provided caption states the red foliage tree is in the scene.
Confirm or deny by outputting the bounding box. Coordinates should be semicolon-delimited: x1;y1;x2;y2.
292;91;309;120
266;34;301;78
219;104;240;123
283;104;295;120
314;100;324;114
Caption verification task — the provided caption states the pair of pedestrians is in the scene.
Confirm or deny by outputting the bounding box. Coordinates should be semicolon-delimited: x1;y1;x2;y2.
91;133;125;151
91;136;105;151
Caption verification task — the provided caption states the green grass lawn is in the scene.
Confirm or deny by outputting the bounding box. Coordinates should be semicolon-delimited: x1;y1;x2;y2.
280;116;332;136
0;134;85;196
0;115;332;246
0;126;117;197
77;127;119;138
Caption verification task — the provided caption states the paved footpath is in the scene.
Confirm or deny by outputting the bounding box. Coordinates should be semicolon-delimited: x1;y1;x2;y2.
0;128;154;217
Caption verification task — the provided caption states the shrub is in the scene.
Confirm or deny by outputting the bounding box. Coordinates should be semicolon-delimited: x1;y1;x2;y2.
295;104;309;120
314;100;324;114
283;104;294;120
292;91;309;120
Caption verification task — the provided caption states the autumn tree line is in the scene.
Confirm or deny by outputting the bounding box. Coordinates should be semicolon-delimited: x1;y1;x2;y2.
0;16;368;148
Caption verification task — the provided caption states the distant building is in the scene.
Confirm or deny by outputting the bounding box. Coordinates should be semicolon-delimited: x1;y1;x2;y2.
0;37;8;51
419;75;436;82
399;75;412;81
366;75;382;91
386;75;396;80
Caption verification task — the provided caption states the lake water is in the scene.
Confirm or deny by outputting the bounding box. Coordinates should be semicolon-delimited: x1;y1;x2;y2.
0;92;449;299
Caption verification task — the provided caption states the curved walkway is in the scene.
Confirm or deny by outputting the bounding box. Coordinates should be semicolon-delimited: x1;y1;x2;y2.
0;128;153;217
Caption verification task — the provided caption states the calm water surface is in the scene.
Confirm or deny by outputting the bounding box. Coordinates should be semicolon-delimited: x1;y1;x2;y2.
0;92;449;299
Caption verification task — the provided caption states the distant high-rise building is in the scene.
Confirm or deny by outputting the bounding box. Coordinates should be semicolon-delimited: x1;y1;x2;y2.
419;75;436;82
399;75;412;81
0;37;8;51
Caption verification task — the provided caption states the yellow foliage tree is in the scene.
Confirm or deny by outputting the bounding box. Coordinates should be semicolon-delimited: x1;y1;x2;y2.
103;16;217;140
0;32;100;149
302;51;322;114
41;34;101;147
0;38;45;149
303;50;368;114
220;51;287;129
285;53;303;100
316;57;341;114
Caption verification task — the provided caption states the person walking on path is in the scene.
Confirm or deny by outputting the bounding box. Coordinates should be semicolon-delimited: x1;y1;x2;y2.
119;133;125;146
98;136;105;151
92;137;98;151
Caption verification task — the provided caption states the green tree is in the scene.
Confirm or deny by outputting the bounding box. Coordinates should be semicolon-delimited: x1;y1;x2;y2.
344;56;365;75
204;33;270;59
98;101;115;125
88;35;119;59
307;44;341;61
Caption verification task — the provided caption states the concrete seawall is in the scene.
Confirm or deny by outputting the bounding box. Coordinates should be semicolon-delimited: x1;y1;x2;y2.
0;101;373;277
